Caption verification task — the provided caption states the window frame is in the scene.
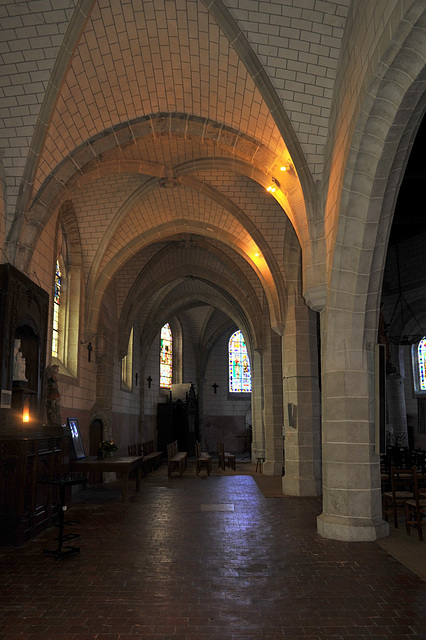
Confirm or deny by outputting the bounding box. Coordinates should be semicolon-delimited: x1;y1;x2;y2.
160;323;173;388
50;214;81;379
228;329;252;395
121;327;134;391
412;337;426;396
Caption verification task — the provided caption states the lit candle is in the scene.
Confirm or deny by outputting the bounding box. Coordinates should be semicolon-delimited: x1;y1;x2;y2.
22;397;30;423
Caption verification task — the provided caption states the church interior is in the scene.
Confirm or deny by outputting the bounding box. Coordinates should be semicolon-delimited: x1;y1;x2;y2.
1;0;426;554
1;1;426;637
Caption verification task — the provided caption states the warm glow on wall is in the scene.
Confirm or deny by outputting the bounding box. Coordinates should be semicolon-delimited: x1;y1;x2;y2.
266;176;281;194
22;397;30;423
280;163;292;172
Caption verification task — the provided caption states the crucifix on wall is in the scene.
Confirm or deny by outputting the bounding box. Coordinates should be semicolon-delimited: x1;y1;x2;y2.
147;375;152;389
212;383;218;394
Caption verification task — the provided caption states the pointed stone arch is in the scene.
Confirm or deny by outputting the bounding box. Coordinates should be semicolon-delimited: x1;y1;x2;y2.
318;4;426;541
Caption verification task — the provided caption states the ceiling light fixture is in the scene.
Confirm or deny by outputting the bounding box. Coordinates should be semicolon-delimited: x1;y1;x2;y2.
266;176;280;193
280;164;292;172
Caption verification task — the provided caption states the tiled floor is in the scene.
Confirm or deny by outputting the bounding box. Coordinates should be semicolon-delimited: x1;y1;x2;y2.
1;470;425;640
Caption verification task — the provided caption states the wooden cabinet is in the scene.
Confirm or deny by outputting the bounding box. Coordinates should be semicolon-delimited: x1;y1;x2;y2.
0;434;62;546
157;384;199;456
0;263;49;433
0;266;63;547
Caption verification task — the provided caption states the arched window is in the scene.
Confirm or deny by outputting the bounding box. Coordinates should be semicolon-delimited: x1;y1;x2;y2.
414;337;426;393
121;327;133;390
51;207;81;378
160;323;173;388
229;330;251;393
52;260;61;358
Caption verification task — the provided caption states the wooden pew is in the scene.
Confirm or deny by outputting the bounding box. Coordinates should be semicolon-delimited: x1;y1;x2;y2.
141;440;163;472
167;440;187;477
128;441;163;476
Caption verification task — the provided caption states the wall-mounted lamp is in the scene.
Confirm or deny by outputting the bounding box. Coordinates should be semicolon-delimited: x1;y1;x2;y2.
266;176;281;193
280;163;292;172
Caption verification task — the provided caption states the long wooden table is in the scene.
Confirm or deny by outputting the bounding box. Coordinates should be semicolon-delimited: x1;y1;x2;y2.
69;456;144;502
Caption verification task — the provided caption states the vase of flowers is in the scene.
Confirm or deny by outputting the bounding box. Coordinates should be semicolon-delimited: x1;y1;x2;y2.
97;440;118;460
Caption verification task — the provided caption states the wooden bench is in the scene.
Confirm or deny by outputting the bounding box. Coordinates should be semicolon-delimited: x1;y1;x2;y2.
128;441;163;476
196;441;212;476
142;440;163;472
167;440;187;478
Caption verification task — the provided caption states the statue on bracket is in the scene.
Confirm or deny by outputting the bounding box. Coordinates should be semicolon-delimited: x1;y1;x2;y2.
13;338;28;382
45;364;62;426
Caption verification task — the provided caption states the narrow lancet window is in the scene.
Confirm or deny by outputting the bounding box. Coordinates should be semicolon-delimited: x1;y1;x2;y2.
52;260;61;358
229;330;251;393
417;338;426;392
160;323;173;388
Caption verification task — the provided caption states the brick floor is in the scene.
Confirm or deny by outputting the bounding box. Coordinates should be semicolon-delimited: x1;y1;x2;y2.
0;472;425;639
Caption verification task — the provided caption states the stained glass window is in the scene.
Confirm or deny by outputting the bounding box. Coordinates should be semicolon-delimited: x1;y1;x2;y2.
418;338;426;391
160;323;172;388
121;327;133;389
229;330;251;393
52;260;61;357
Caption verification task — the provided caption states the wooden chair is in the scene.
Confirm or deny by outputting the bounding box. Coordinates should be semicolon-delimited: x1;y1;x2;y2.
380;453;391;492
411;449;426;474
167;441;187;477
405;467;426;540
217;441;236;471
383;466;414;528
195;441;212;476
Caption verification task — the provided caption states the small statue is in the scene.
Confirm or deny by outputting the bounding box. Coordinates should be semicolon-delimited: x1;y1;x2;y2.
45;364;62;426
13;338;28;382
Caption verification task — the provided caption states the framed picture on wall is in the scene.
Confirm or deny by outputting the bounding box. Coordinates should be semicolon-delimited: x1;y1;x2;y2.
67;417;86;459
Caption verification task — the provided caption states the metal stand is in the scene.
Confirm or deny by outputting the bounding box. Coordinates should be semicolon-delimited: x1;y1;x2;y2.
39;475;87;560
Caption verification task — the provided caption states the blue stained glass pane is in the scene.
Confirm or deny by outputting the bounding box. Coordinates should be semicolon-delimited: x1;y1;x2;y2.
418;338;426;391
229;330;251;393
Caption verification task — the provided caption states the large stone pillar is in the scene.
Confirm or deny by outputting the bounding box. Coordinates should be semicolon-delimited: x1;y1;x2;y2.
251;350;265;461
282;294;321;496
262;327;284;476
91;321;113;440
317;309;388;541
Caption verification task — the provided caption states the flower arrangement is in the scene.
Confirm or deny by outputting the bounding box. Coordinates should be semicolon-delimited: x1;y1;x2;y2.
97;440;118;460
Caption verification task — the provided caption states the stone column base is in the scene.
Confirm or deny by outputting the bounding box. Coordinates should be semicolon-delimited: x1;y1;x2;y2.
282;474;321;497
317;512;389;541
262;460;283;476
